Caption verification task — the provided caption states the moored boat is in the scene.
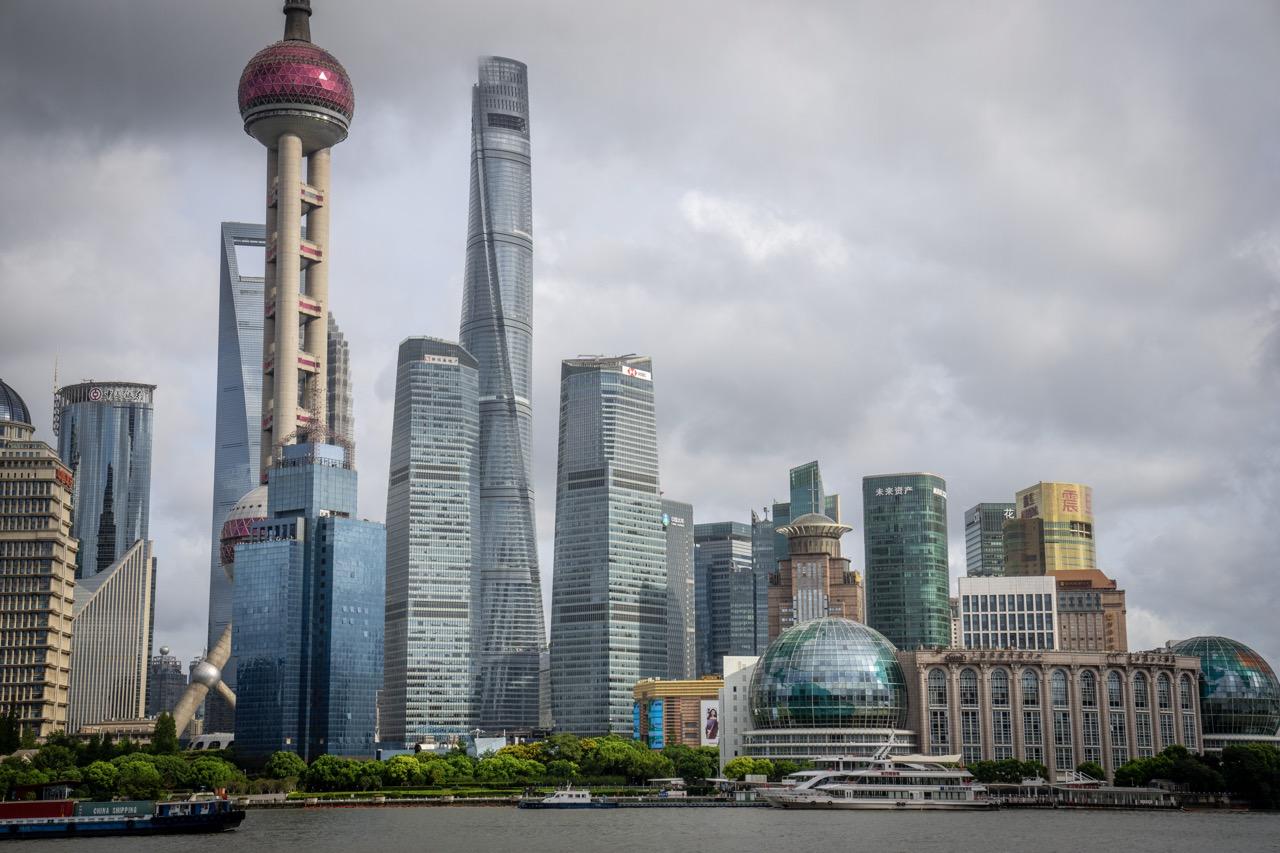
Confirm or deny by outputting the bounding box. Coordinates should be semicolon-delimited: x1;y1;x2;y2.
0;796;246;838
761;746;997;810
518;786;619;810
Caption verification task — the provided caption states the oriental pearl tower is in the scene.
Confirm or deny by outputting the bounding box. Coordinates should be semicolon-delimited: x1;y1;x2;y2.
240;0;354;476
173;1;354;738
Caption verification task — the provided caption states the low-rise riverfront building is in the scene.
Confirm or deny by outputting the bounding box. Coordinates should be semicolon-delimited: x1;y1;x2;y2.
632;676;724;749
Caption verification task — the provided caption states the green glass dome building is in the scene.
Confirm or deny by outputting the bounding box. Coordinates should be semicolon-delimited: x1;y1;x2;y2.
1170;636;1280;739
750;617;908;730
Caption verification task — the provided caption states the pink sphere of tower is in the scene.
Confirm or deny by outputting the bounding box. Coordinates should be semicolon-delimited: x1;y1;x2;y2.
238;2;354;153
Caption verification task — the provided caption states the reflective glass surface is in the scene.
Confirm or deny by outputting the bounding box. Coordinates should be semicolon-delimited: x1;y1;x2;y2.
238;41;354;120
1171;636;1280;736
749;617;906;729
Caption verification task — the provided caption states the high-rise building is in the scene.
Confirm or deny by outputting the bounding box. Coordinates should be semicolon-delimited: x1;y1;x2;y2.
326;314;354;446
964;502;1015;577
232;1;383;764
384;338;480;744
766;514;863;640
68;539;156;733
205;221;266;734
234;443;384;762
694;522;754;677
771;461;841;564
146;647;189;718
1008;482;1096;574
550;355;664;735
0;381;76;738
661;500;695;681
1055;569;1128;652
459;56;544;731
749;510;774;654
53;381;154;578
863;473;950;650
955;575;1058;650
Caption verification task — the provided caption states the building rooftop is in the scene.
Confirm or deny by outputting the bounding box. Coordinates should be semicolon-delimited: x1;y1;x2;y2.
0;379;31;426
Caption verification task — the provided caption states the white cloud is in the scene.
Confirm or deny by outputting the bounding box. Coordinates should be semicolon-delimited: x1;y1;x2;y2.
679;190;849;269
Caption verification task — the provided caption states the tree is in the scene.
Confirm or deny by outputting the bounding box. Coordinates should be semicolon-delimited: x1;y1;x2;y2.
1076;761;1106;782
416;758;451;786
151;755;192;790
771;759;811;782
546;759;579;782
382;755;421;787
0;712;20;755
31;744;76;772
18;727;36;749
82;761;119;798
151;713;179;755
1222;743;1280;809
722;757;755;781
543;734;584;764
264;751;308;782
190;756;239;790
304;755;358;792
116;759;163;800
663;744;719;784
476;754;545;786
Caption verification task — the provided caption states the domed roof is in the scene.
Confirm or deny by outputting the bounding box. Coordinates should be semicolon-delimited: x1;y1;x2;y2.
239;40;353;120
749;617;906;730
226;485;269;523
778;512;852;539
1170;636;1280;737
219;485;269;570
0;379;32;426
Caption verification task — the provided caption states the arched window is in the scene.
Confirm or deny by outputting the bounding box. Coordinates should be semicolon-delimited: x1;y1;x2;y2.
1133;672;1150;710
1179;675;1194;711
1108;671;1124;708
928;669;948;707
959;669;979;707
1022;670;1040;707
1051;669;1069;708
1080;670;1098;708
990;668;1010;707
1157;674;1172;711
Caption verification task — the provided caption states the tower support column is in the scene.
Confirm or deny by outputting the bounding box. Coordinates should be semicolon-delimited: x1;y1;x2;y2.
273;133;303;451
304;146;331;433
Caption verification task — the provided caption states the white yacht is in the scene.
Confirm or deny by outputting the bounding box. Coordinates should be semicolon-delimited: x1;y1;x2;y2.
761;746;996;810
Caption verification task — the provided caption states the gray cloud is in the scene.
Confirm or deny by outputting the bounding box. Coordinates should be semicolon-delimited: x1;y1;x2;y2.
1;0;1277;670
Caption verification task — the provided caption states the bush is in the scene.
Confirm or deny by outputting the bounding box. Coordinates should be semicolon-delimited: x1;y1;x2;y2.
1076;761;1106;782
264;751;308;782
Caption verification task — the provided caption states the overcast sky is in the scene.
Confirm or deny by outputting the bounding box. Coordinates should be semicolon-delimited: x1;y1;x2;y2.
2;1;1278;671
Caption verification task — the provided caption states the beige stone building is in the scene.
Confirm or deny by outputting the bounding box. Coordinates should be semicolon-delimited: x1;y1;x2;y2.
899;648;1201;781
0;381;77;738
1055;569;1128;652
767;513;863;641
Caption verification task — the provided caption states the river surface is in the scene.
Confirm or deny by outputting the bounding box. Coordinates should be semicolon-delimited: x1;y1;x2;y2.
36;807;1280;852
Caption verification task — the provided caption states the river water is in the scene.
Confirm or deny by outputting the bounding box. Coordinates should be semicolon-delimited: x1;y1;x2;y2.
36;806;1280;852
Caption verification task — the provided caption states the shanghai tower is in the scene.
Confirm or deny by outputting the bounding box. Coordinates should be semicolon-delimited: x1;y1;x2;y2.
460;57;544;730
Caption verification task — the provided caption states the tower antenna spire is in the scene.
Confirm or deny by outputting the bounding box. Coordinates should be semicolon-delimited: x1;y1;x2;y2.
283;0;312;42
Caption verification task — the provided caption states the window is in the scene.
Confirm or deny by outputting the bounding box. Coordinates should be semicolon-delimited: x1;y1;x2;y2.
1179;675;1194;712
928;669;948;707
1051;670;1069;708
1081;670;1098;708
930;709;951;755
960;669;979;707
961;710;982;764
1022;670;1040;707
1107;671;1124;708
1024;710;1043;745
1109;711;1129;770
1133;672;1149;710
1157;674;1172;711
1160;713;1175;749
993;709;1012;757
991;669;1010;707
1136;713;1153;757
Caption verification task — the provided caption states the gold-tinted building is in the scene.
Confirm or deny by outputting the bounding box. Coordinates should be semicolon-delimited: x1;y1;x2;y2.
767;513;864;641
1008;482;1096;574
633;676;724;748
0;381;77;738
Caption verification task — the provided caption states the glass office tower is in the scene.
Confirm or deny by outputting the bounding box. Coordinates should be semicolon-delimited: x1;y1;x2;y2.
662;499;696;680
459;56;544;731
54;381;155;578
233;444;384;762
964;502;1015;577
384;338;480;743
694;522;755;676
550;356;665;735
862;473;950;649
750;510;775;654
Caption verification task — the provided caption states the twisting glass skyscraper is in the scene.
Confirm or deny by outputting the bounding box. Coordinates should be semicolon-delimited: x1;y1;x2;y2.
384;338;480;743
550;355;665;735
459;56;544;730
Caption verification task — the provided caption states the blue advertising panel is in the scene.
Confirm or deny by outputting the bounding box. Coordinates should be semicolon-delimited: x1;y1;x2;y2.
633;701;642;741
648;699;665;749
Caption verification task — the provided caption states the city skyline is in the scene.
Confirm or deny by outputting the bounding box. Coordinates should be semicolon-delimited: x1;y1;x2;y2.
2;0;1277;674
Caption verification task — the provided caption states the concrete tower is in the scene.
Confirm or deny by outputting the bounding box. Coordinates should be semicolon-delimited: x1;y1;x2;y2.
238;0;354;477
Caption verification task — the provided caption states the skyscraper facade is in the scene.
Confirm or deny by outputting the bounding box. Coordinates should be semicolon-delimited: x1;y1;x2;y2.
863;473;950;649
459;56;544;731
205;221;266;733
326;313;354;446
771;461;841;565
234;444;384;762
694;522;755;677
0;381;77;738
68;539;156;733
146;648;189;718
766;513;863;640
1011;482;1096;574
550;355;664;735
661;499;695;681
964;502;1015;577
384;338;480;744
54;381;154;578
749;510;775;654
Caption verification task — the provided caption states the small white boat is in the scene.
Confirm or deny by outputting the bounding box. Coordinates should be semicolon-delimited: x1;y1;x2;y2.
518;786;619;810
761;746;996;810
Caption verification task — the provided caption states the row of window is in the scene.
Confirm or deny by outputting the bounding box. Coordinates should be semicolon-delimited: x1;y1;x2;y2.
927;667;1194;713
